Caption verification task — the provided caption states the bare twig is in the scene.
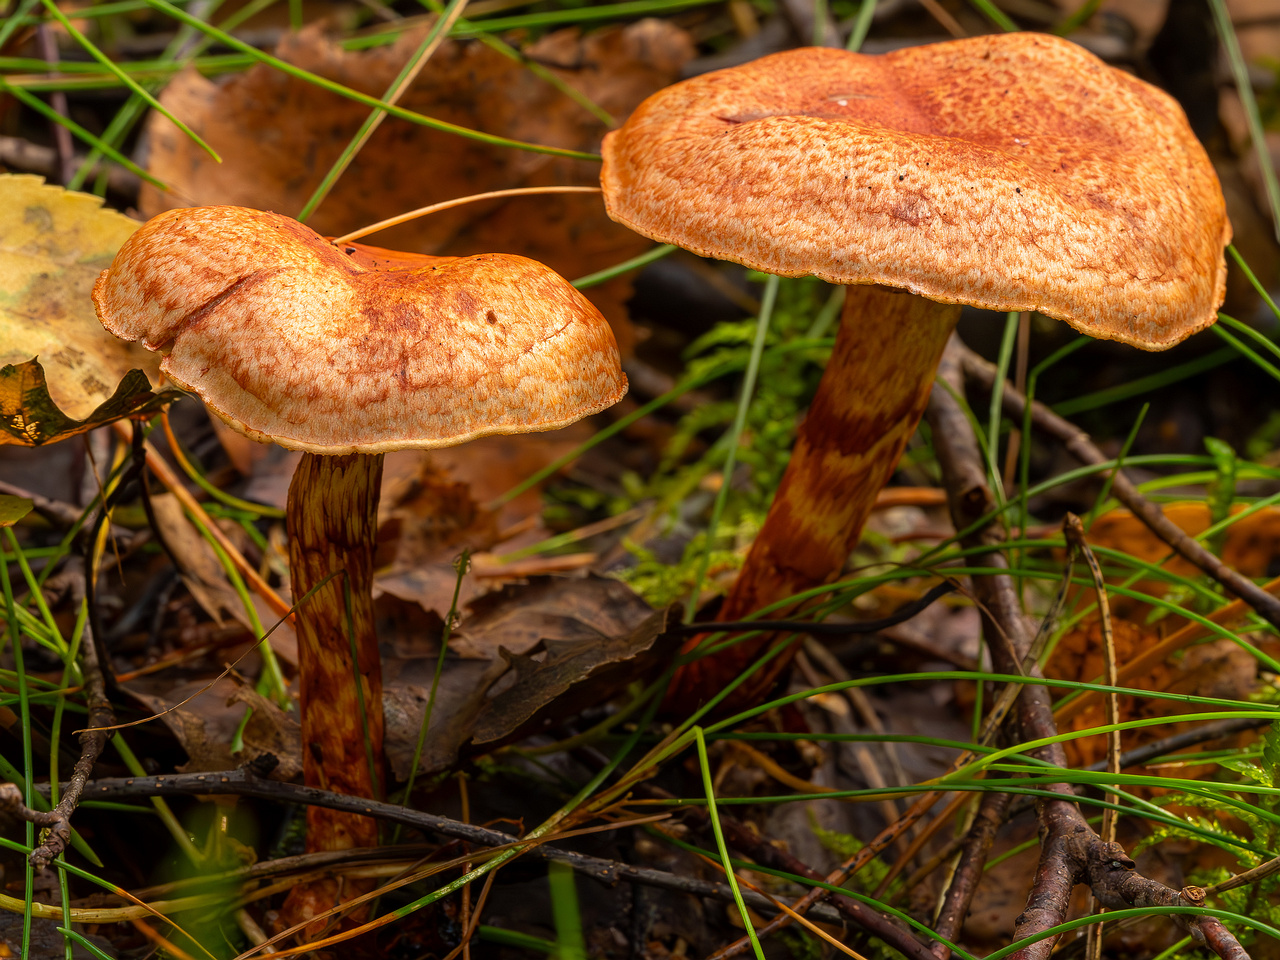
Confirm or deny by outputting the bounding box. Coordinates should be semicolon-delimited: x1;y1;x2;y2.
957;343;1280;630
931;792;1011;957
37;770;847;925
926;335;1251;960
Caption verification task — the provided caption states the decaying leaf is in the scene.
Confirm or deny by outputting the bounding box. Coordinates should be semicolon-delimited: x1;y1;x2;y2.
0;359;176;446
0;495;33;527
122;675;302;778
472;603;674;744
449;574;656;660
138;20;696;353
1048;618;1256;774
381;576;664;777
0;174;161;421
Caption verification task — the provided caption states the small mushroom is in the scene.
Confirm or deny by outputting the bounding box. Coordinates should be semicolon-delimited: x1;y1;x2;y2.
93;205;626;922
601;33;1229;707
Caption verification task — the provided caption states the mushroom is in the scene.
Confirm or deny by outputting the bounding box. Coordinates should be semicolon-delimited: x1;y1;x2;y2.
92;205;627;920
601;33;1229;706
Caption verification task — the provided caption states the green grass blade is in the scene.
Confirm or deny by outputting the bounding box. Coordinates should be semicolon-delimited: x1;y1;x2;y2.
0;0;43;48
1219;310;1280;363
573;244;676;289
548;861;587;960
966;0;1017;30
1209;0;1280;240
987;311;1019;501
1052;347;1236;416
684;274;778;622
846;0;876;51
695;727;766;960
0;80;167;188
0;529;35;956
1214;324;1280;382
1228;244;1280;322
415;0;615;126
296;0;470;221
38;0;221;162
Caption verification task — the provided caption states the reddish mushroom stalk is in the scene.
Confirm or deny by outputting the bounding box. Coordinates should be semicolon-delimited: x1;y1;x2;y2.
288;453;385;841
670;287;958;705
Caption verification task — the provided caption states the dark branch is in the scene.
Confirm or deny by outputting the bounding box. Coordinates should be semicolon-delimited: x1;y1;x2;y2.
671;582;957;636
925;335;1250;960
33;769;846;925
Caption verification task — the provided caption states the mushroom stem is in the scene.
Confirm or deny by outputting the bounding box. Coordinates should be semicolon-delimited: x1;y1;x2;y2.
283;452;386;917
672;286;960;707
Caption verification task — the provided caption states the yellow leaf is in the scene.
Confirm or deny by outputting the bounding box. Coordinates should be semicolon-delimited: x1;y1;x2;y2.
0;174;160;421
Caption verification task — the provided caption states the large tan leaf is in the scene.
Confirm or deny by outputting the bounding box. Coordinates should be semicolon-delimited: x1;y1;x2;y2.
0;174;160;421
138;20;695;354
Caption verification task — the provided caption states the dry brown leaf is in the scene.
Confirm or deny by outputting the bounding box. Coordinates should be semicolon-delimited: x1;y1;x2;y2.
1048;618;1256;773
379;575;661;776
1080;502;1280;619
139;19;696;354
471;603;673;745
122;675;302;777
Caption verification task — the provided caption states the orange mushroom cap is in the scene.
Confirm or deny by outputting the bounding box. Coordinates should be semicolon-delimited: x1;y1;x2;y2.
93;206;627;454
601;33;1230;349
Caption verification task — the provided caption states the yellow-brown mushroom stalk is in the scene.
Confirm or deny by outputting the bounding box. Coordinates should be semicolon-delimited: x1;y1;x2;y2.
93;205;626;924
601;33;1229;709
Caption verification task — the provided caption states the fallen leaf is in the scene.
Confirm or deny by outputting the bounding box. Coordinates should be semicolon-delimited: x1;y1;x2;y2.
0;174;160;421
122;674;302;778
0;495;32;527
380;575;663;776
1048;617;1256;774
138;19;696;354
1080;502;1280;620
449;574;654;660
0;359;177;446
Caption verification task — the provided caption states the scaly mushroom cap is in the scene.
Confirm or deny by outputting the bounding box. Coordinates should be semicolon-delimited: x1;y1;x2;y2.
601;33;1230;349
93;206;627;454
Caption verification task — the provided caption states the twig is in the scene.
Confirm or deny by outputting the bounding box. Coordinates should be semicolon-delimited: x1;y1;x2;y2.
674;792;936;960
0;562;115;867
956;343;1280;630
669;582;957;635
927;335;1250;960
930;792;1011;958
35;770;846;926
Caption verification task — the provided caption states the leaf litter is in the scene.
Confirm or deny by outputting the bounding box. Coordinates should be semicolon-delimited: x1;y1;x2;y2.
138;18;696;354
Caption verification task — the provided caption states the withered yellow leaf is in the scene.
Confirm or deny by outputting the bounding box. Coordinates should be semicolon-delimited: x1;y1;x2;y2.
0;174;161;422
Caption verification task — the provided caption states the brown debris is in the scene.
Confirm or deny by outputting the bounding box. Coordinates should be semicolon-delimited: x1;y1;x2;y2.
139;20;696;353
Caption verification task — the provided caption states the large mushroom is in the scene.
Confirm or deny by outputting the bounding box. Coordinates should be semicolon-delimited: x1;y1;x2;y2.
601;33;1229;707
92;205;626;921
